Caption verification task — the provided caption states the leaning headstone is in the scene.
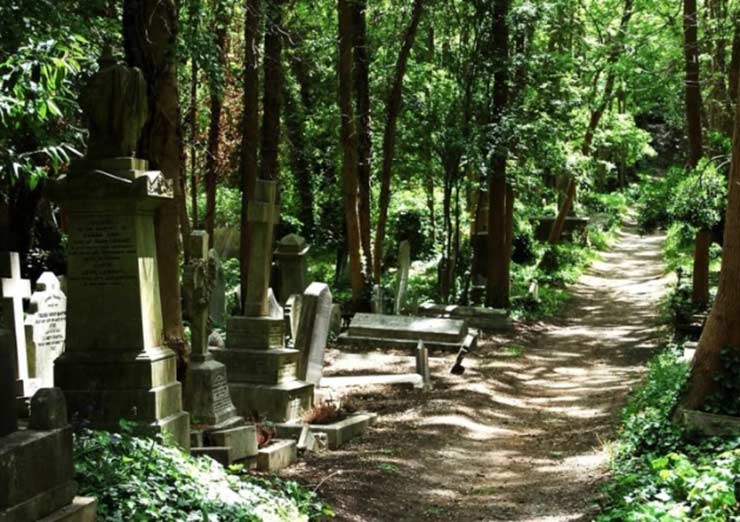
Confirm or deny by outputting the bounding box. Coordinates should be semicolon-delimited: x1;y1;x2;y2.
213;181;313;422
338;313;477;353
209;250;227;326
25;272;67;387
0;252;36;404
394;241;411;315
371;284;384;314
47;54;190;449
184;231;257;465
294;283;332;386
274;234;310;303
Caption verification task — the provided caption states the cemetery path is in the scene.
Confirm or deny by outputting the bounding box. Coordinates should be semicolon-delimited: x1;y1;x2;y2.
284;221;670;522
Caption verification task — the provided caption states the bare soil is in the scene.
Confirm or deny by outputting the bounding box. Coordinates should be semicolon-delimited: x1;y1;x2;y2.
283;223;670;522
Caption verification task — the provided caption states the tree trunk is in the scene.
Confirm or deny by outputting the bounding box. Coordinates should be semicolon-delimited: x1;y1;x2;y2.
239;0;261;312
685;0;704;168
338;0;366;305
283;81;315;238
549;0;633;244
189;62;198;230
692;228;711;306
123;0;189;374
260;0;283;182
204;0;229;246
682;58;740;409
372;0;426;283
486;0;510;309
350;0;373;274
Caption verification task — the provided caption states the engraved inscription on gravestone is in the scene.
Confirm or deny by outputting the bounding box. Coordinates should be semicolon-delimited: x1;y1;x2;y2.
25;272;67;387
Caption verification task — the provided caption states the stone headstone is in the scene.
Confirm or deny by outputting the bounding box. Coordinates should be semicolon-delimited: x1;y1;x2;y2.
284;293;303;345
0;252;33;397
25;272;67;387
394;240;411;315
48;57;189;449
338;313;477;352
294;283;332;386
329;303;342;337
209;250;227;326
274;234;310;303
371;284;384;314
415;340;432;392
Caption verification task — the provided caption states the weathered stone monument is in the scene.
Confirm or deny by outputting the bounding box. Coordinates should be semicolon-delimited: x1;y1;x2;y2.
183;231;257;465
294;283;332;386
274;233;310;303
0;252;36;411
371;284;384;314
394;240;411;315
209;250;227;325
213;181;313;422
0;329;97;521
25;272;67;388
48;54;190;448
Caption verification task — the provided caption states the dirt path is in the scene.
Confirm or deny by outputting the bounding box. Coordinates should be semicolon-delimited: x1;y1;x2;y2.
284;223;670;522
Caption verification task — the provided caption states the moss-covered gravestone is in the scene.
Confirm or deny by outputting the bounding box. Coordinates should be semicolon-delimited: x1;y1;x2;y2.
48;54;189;449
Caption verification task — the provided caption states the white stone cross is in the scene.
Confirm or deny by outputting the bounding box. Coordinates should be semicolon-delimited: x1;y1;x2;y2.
0;253;31;383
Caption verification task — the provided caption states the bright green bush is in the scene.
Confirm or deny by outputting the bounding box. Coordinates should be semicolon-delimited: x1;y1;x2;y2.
669;160;727;231
74;427;332;522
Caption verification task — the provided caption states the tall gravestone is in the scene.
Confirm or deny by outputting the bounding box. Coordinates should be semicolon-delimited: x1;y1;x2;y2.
394;240;411;315
213;181;313;422
0;252;36;409
274;233;310;303
48;54;190;449
184;231;257;464
294;283;332;386
25;272;67;388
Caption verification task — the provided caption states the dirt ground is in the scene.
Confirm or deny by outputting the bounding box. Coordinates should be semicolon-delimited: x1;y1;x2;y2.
283;223;670;522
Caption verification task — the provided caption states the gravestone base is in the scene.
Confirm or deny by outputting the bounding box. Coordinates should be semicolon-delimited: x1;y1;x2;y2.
228;381;313;423
38;496;97;522
55;348;190;450
0;426;95;522
186;357;241;427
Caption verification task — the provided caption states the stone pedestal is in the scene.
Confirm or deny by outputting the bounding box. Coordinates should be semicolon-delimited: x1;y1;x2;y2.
48;158;189;449
213;180;313;422
0;388;97;522
274;234;310;303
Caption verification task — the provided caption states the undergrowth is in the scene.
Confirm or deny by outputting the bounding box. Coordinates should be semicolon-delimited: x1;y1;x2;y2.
74;426;334;521
598;346;740;521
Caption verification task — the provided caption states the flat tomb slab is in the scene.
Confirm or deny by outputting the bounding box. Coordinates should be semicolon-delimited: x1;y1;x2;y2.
417;303;512;331
319;374;423;389
276;412;377;450
677;408;740;438
339;313;474;351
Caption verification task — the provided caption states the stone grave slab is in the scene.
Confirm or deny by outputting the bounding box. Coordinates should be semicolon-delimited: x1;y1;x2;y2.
25;272;67;388
338;313;477;352
417;302;513;332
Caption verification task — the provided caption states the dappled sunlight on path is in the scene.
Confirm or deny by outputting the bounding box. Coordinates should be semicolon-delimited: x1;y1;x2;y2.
283;222;669;522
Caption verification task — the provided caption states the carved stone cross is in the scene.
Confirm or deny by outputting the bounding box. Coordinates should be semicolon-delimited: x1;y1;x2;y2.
184;231;215;362
0;253;31;388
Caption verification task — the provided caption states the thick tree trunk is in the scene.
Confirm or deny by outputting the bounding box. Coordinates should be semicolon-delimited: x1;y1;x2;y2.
239;0;261;312
123;0;189;373
350;0;373;274
682;60;740;409
549;0;633;244
338;0;366;305
486;0;510;309
685;0;704;168
261;0;283;182
372;0;425;283
204;0;229;246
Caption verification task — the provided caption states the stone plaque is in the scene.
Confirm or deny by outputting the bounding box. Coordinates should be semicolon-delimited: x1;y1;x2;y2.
25;272;67;387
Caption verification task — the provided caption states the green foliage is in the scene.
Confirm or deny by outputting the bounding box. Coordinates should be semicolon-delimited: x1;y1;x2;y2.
669;160;727;231
74;428;330;522
598;347;740;520
703;348;740;417
636;169;684;234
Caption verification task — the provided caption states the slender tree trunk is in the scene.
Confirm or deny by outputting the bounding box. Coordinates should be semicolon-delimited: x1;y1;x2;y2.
123;0;189;373
239;0;261;312
372;0;426;283
692;228;711;305
204;0;229;246
685;0;704;168
189;62;198;230
261;0;283;182
503;184;515;303
549;0;633;244
486;0;510;309
338;0;366;305
682;54;740;409
350;0;373;274
284;82;315;238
